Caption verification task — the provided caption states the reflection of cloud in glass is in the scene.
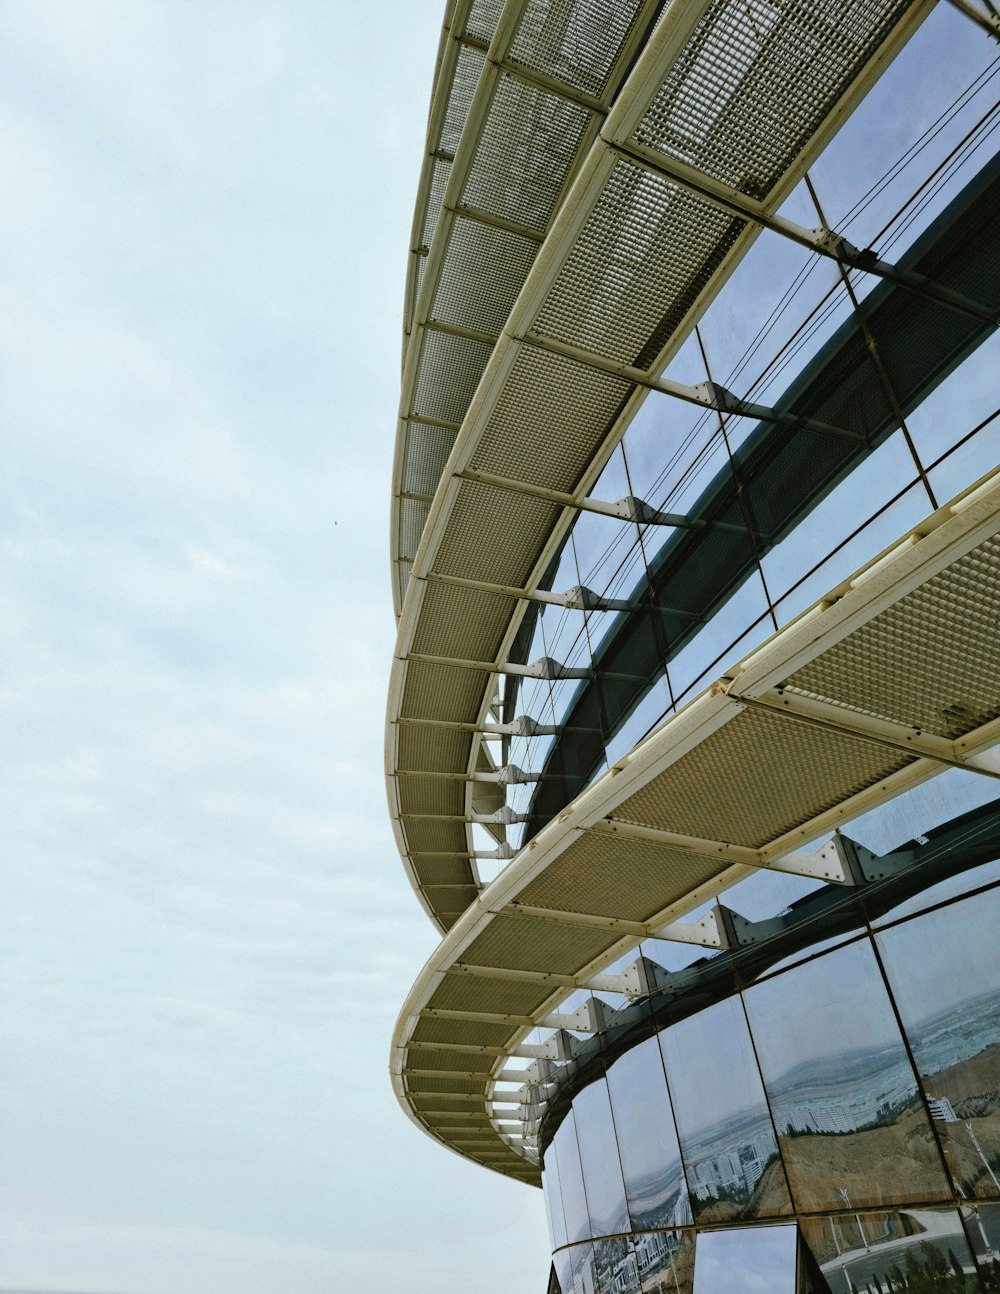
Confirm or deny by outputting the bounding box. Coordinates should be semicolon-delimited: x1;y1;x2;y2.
660;998;771;1136
575;1080;629;1238
692;1225;796;1294
878;886;1000;1028
745;940;903;1078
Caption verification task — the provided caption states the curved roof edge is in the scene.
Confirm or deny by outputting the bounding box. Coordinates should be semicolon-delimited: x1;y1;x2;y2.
391;465;1000;1181
386;0;934;933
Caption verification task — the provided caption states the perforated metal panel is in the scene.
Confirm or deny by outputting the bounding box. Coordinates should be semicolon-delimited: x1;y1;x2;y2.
411;329;494;425
421;157;453;251
509;0;647;97
432;217;540;335
469;345;633;489
411;581;517;661
397;725;472;775
532;159;746;364
462;75;593;233
462;911;615;972
440;43;488;157
614;707;916;847
464;0;506;43
399;496;431;563
402;422;458;498
519;830;724;919
634;0;911;199
433;479;562;586
788;534;1000;739
400;659;490;722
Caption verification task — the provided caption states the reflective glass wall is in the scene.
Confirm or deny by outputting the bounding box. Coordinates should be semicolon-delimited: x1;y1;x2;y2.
541;793;1000;1294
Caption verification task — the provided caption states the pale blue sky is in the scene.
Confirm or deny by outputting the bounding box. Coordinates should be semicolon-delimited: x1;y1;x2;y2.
0;4;548;1292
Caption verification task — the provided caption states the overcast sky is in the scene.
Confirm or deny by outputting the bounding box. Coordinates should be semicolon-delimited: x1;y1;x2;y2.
0;4;549;1292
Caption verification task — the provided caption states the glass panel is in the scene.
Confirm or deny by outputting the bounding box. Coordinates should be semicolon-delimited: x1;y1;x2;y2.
809;1;997;249
545;1139;570;1252
800;1207;979;1294
846;770;1000;859
963;1203;1000;1283
594;1235;640;1294
566;1242;598;1294
606;1035;692;1233
554;1109;592;1246
909;330;1000;484
636;1229;695;1294
877;887;1000;1200
692;1224;797;1294
554;1246;574;1294
659;997;791;1223
770;482;929;629
744;939;950;1212
574;1077;630;1240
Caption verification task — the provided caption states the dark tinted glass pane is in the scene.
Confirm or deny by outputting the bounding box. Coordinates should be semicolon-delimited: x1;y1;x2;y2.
659;997;791;1223
800;1207;978;1294
692;1225;797;1294
575;1077;630;1239
606;1035;692;1232
744;939;950;1212
877;886;1000;1200
554;1110;591;1246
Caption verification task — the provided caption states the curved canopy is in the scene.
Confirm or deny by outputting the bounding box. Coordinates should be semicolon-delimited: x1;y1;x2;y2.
386;0;932;934
391;468;1000;1182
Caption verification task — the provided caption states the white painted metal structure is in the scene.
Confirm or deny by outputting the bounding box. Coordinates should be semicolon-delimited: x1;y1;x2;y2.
387;0;1000;1184
391;468;1000;1183
387;0;938;935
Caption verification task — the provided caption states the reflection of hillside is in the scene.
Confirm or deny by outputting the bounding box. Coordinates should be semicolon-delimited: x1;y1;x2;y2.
779;1107;947;1208
922;1041;1000;1197
925;1040;1000;1111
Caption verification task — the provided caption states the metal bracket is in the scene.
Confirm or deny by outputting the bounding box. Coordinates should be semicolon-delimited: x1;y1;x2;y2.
538;995;608;1033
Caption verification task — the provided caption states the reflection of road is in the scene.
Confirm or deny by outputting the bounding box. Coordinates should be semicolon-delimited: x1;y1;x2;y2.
821;1211;971;1293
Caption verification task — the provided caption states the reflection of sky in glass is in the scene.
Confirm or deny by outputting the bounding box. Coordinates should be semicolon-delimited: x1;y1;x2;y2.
543;1141;568;1252
878;887;1000;1032
606;1036;691;1229
692;1225;796;1294
574;1078;629;1239
847;773;1000;858
553;1109;591;1246
745;940;908;1085
661;998;774;1136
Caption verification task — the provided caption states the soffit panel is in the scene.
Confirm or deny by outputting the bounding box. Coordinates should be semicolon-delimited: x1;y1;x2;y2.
613;707;916;848
517;830;727;920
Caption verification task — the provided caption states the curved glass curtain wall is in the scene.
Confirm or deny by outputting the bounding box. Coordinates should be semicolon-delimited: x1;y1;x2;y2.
473;7;1000;876
540;784;1000;1294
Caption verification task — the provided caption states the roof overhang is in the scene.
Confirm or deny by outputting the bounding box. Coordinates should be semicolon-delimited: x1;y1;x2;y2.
391;466;1000;1183
386;0;935;933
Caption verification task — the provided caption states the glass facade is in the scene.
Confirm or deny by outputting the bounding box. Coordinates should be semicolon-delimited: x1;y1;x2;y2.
542;793;1000;1293
479;0;1000;855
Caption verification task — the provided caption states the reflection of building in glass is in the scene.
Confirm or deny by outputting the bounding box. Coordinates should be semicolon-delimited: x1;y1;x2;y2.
688;1130;774;1202
387;1;1000;1291
928;1096;959;1124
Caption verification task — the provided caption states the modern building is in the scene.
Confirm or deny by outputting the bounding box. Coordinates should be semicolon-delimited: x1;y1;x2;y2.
387;2;1000;1290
